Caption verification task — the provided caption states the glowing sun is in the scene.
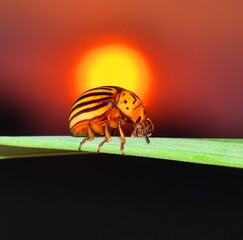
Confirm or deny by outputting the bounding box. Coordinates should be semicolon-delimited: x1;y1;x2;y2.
76;44;151;103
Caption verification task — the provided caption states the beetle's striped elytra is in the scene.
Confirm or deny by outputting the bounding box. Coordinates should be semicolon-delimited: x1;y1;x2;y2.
69;86;154;154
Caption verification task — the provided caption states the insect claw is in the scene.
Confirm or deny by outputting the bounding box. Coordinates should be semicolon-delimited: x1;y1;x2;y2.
145;134;150;144
78;138;86;151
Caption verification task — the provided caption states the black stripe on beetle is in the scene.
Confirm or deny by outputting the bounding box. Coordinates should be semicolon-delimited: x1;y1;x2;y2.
73;92;114;106
71;96;113;113
70;102;112;122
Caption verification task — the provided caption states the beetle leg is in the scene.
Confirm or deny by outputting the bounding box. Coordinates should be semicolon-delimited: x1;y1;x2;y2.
145;134;150;144
131;124;139;137
118;120;126;155
78;122;95;151
98;122;111;152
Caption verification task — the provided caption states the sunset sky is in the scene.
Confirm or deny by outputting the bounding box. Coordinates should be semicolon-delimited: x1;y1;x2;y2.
1;0;242;137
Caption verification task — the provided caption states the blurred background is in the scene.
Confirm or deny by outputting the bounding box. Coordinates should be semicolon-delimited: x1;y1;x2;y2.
1;2;243;238
1;0;243;137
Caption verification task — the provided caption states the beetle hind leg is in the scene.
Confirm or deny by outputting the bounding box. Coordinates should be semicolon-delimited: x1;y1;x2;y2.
98;122;111;152
78;122;95;151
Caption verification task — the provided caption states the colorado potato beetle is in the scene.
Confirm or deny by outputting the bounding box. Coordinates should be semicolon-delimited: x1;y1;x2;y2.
69;86;154;154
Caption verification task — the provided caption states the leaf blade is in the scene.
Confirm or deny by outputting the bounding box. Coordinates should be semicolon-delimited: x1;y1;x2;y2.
0;136;243;168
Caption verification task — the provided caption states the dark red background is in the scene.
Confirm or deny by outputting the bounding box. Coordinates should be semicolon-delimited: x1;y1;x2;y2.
1;0;243;137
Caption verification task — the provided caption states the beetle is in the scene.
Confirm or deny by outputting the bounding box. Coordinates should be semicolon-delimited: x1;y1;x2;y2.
69;86;154;154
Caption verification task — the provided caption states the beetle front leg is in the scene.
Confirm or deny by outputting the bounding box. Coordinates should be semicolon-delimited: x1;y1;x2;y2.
131;124;140;137
78;122;95;151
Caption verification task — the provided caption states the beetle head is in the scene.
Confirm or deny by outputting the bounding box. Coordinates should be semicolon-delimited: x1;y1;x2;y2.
131;118;154;144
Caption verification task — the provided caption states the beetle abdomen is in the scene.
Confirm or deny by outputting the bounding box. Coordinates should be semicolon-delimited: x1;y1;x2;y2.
69;86;120;136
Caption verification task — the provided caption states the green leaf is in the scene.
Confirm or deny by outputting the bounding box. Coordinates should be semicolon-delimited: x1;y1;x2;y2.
0;136;243;168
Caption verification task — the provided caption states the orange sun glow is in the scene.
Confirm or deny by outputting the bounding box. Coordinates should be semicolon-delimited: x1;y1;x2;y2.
76;44;151;103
